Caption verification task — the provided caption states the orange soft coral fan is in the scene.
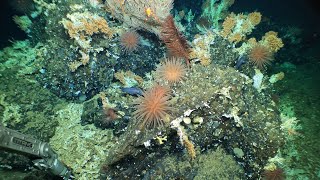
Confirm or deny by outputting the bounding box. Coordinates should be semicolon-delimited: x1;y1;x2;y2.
160;15;190;66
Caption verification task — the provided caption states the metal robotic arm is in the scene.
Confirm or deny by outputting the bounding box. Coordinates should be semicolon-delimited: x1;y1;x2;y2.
0;125;73;179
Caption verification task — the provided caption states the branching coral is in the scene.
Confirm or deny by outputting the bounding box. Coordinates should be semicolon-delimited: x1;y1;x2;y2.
13;15;32;32
236;31;283;65
170;117;196;160
183;136;196;160
189;31;216;66
220;12;262;44
61;11;113;46
61;11;114;71
104;0;173;35
161;15;190;65
221;15;236;37
248;12;262;26
224;13;284;59
200;0;235;28
260;31;284;53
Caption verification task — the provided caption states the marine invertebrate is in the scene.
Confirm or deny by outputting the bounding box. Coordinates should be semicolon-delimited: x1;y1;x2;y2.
99;92;119;127
120;31;140;53
62;12;113;39
200;0;235;28
248;12;262;26
189;31;216;66
170;117;196;159
261;31;284;53
183;136;196;160
155;57;187;84
50;104;115;179
87;0;103;8
105;108;118;121
61;11;114;72
161;15;190;65
269;72;285;83
228;32;243;43
248;44;274;69
220;12;262;44
105;0;173;35
133;85;172;129
221;15;236;37
114;70;144;87
262;167;285;180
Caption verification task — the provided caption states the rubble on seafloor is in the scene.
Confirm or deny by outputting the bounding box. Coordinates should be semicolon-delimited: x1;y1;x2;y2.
90;63;284;179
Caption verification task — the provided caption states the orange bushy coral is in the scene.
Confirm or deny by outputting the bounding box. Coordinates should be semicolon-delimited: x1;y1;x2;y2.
228;32;243;43
105;0;173;35
221;16;236;37
221;12;262;44
183;136;196;160
261;31;284;53
248;12;262;26
61;12;113;40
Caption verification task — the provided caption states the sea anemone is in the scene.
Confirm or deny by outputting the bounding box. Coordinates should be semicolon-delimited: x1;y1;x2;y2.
155;57;187;84
120;31;140;53
262;167;285;180
133;85;172;129
248;44;274;69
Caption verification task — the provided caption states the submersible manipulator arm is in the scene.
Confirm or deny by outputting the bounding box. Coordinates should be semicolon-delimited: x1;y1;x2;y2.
0;125;73;179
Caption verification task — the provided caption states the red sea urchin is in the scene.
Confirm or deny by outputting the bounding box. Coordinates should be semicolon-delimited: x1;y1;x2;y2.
155;57;187;84
262;167;285;180
133;85;172;129
248;44;274;69
120;31;140;53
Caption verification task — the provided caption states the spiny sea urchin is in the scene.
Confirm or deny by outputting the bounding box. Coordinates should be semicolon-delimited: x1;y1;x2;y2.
133;85;172;129
120;31;140;53
248;44;274;69
155;57;187;84
262;167;285;180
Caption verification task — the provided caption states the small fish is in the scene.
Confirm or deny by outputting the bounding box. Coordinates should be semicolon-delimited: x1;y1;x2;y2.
235;55;247;70
121;87;144;96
